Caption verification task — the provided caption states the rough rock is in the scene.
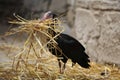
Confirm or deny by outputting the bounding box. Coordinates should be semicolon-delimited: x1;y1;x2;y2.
74;0;120;65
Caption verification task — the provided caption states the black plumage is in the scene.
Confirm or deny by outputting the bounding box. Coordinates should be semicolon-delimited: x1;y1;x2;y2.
42;11;90;73
47;33;90;73
56;33;90;68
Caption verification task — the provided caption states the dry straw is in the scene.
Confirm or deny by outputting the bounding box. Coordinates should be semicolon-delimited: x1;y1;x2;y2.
0;14;120;80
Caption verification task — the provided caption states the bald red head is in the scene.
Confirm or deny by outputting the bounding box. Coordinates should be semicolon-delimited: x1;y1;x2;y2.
41;11;52;21
41;11;57;21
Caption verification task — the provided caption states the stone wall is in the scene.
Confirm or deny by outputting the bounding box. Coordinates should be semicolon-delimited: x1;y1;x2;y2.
0;0;67;21
0;0;68;34
74;0;120;65
23;0;68;18
0;0;27;23
0;0;25;34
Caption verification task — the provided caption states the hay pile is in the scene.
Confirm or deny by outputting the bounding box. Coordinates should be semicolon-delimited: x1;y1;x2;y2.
0;15;120;80
0;14;64;79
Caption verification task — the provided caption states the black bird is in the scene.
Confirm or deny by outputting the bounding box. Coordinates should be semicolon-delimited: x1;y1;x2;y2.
41;11;90;73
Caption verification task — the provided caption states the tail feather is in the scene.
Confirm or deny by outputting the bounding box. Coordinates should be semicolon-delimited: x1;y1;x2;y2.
77;52;90;68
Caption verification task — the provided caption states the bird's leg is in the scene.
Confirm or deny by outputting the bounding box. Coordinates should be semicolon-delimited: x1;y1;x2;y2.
72;62;75;67
72;60;76;67
58;59;62;73
61;63;66;74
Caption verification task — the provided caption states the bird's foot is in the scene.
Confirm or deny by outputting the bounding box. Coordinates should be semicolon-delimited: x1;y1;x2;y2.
59;69;64;74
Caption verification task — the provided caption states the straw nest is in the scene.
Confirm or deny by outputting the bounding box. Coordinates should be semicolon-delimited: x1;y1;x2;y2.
0;15;120;80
